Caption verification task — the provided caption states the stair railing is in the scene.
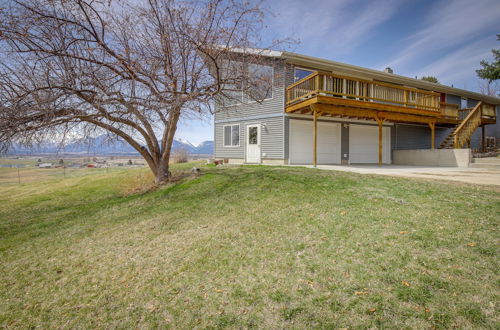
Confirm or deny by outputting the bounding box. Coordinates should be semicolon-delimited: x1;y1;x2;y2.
453;101;482;148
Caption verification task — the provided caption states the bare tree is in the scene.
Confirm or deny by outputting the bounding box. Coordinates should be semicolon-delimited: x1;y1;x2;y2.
478;80;499;97
0;0;283;183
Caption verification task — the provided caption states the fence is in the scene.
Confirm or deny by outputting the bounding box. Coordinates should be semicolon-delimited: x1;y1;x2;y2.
0;160;147;186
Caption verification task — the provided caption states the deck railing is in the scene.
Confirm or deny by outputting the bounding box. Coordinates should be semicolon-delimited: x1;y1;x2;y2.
286;71;441;112
440;103;459;118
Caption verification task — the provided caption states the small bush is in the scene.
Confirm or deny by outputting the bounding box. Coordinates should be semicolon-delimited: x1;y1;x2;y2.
171;148;189;164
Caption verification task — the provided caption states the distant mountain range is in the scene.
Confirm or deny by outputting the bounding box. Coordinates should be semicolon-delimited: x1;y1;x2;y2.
8;134;214;155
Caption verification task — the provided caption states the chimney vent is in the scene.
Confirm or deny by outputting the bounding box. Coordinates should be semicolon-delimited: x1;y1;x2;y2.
384;67;393;74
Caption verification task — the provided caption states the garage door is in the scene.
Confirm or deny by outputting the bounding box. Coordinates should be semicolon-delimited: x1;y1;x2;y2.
289;119;341;164
349;124;391;164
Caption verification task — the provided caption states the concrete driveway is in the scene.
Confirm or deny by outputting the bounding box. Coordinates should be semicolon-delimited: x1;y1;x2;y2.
303;164;500;188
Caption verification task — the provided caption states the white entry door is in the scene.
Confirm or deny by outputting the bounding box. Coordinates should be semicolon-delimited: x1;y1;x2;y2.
349;124;391;164
289;119;341;164
246;124;261;163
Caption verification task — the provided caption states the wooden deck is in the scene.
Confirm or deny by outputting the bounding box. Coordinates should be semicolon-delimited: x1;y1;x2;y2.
285;71;462;126
284;71;497;166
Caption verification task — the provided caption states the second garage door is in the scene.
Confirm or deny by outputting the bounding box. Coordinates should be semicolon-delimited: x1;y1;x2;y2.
349;124;391;164
289;119;341;165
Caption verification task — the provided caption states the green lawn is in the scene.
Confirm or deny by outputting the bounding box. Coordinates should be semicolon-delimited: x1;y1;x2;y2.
0;163;499;328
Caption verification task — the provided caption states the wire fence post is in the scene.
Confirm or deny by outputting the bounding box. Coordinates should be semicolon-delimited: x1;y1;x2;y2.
17;166;21;184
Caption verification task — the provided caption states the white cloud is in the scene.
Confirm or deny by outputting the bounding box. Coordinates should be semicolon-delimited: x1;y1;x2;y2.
384;0;500;70
414;36;495;89
264;0;408;56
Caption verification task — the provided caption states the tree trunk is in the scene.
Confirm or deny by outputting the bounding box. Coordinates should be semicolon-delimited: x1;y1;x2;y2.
153;159;171;184
153;107;181;184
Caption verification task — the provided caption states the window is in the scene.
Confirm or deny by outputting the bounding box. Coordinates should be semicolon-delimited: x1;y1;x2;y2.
461;97;467;109
294;67;314;82
246;63;273;102
219;60;244;106
218;60;273;106
248;126;258;145
222;85;244;106
223;124;240;147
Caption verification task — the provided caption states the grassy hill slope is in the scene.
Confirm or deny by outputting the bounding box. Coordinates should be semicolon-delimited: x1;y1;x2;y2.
0;164;499;328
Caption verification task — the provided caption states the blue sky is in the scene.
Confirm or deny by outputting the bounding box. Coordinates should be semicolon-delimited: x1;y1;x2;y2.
176;0;500;144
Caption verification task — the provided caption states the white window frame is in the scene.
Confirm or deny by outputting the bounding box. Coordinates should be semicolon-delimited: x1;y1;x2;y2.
222;124;240;147
293;67;315;82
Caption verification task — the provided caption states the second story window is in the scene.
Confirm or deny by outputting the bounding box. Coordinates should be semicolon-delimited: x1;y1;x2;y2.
246;63;273;102
218;60;274;106
294;67;314;82
222;82;244;106
219;60;244;106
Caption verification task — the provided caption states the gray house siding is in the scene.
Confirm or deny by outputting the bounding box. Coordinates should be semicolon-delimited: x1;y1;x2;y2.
446;94;461;107
285;63;297;87
341;124;349;163
214;122;245;159
214;116;285;160
393;124;451;150
261;116;285;159
486;106;500;138
467;98;480;108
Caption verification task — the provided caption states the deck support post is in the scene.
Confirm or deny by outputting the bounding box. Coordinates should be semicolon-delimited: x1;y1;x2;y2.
428;121;436;149
376;117;385;166
481;125;486;152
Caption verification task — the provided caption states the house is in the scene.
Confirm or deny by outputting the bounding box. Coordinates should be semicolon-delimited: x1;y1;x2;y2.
214;51;500;166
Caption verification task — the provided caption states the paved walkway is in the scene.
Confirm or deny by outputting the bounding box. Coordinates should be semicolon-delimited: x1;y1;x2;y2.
301;164;500;188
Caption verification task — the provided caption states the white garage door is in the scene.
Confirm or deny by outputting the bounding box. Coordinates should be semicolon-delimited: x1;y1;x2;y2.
349;124;391;164
289;119;341;164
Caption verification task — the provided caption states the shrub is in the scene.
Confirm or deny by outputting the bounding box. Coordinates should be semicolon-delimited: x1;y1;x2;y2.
171;148;189;163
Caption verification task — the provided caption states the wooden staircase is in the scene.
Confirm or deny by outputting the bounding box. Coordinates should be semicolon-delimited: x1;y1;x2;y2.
438;102;483;149
439;127;458;149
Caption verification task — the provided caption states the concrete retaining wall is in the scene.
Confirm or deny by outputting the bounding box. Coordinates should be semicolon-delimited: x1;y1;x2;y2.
393;149;471;167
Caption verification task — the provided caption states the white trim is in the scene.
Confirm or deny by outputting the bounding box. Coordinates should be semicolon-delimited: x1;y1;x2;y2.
222;124;240;147
222;101;244;108
220;92;244;108
215;113;283;124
